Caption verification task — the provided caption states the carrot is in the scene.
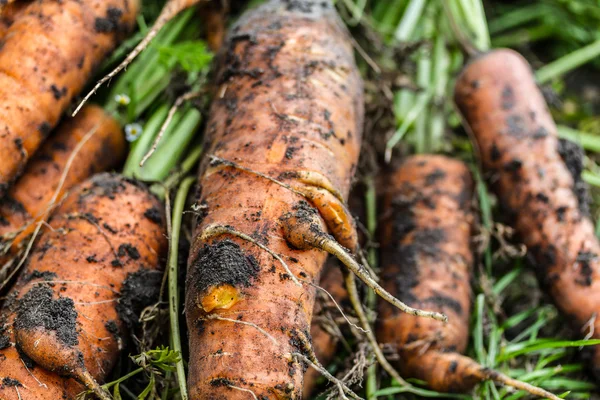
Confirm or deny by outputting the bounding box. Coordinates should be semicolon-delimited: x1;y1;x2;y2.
377;154;559;399
201;0;227;52
0;0;138;196
454;48;600;378
0;0;28;37
183;0;368;397
0;105;126;275
0;173;166;400
303;262;347;398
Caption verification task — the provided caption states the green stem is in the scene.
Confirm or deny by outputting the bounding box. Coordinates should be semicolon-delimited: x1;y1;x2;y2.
101;368;144;390
473;294;486;365
394;0;427;42
491;24;554;48
364;176;378;398
386;86;435;161
122;105;170;178
487;4;549;35
469;0;490;50
429;16;450;152
379;0;406;37
139;108;202;181
153;144;203;198
168;177;195;400
557;125;600;152
536;39;600;84
108;8;196;122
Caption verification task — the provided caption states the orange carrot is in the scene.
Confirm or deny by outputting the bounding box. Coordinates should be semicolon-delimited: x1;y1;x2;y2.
0;0;138;196
0;173;166;400
0;0;29;37
184;0;365;397
0;105;126;278
377;155;559;399
455;48;600;379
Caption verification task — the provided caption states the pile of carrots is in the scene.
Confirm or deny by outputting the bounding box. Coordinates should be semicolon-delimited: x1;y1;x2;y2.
0;0;599;399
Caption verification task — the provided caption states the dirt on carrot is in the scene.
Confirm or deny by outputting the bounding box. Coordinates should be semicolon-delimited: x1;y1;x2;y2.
0;0;138;196
377;155;476;392
455;48;600;380
376;154;560;399
0;105;126;278
0;173;166;400
184;0;364;398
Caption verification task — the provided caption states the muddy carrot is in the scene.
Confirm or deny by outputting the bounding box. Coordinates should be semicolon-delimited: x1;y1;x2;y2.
0;105;126;278
0;0;28;37
377;154;559;399
455;48;600;379
184;0;365;397
0;0;138;195
303;263;347;398
0;173;166;400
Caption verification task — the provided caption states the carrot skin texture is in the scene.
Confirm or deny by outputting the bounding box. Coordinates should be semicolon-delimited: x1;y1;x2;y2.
185;0;363;398
0;0;29;38
455;49;600;376
0;105;126;263
0;174;166;399
0;0;138;195
377;155;476;392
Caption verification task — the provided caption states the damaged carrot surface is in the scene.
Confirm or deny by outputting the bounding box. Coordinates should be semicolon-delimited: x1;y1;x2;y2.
0;0;138;196
0;105;126;267
377;155;475;392
184;0;363;398
455;49;600;377
377;155;560;399
0;173;166;400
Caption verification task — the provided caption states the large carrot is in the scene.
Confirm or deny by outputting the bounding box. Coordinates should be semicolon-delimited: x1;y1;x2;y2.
0;173;166;400
0;105;126;274
184;0;366;397
454;48;600;378
0;0;138;196
377;155;560;399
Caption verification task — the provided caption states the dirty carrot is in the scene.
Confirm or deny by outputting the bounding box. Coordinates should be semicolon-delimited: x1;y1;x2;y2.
0;105;126;273
0;0;138;196
455;48;600;379
377;154;559;399
0;0;28;38
184;0;366;397
0;173;166;400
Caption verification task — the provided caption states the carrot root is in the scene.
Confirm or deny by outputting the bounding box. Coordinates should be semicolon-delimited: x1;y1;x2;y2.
280;207;448;322
344;272;408;386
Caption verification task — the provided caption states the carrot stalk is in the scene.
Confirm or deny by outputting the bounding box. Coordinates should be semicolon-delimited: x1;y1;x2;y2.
168;177;195;400
73;0;202;116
